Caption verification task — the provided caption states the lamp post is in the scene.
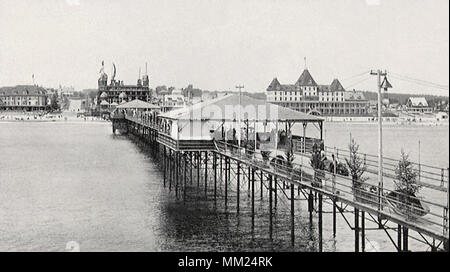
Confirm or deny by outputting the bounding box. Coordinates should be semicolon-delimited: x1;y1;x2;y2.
370;70;392;213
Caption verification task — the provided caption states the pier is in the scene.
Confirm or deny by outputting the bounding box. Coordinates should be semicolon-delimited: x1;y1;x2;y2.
112;94;449;252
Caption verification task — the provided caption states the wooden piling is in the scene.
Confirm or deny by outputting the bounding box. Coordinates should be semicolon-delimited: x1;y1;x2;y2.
290;183;295;247
251;167;255;227
204;151;208;198
361;211;365;252
319;193;323;252
269;175;273;240
355;208;359;252
237;162;240;213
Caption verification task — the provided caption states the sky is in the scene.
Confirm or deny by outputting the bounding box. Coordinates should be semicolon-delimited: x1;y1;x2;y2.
0;0;448;96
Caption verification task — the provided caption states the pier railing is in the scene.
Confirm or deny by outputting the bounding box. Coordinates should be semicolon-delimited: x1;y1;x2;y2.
214;140;449;240
323;145;449;192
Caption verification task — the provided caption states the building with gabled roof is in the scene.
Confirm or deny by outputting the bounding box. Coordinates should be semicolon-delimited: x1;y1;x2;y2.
406;97;432;114
295;69;318;87
266;68;369;116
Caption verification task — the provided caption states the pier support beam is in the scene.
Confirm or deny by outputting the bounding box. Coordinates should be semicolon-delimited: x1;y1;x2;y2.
361;211;365;252
197;151;200;187
318;193;323;252
274;177;277;208
169;150;172;191
213;152;217;201
355;208;360;252
403;226;409;252
290;183;295;248
269;175;273;240
204;151;208;198
333;199;336;237
175;152;178;198
225;157;228;207
237;162;240;213
163;146;166;188
251;167;255;228
184;153;187;201
308;190;314;223
397;225;402;252
260;171;263;199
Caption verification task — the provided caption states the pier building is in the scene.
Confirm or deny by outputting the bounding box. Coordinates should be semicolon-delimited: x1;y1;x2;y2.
0;85;50;111
266;69;370;116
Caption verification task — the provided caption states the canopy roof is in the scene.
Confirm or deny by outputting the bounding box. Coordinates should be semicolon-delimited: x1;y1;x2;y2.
116;99;160;109
159;94;323;122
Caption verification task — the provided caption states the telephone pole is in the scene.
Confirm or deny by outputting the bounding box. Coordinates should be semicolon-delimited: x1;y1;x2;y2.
370;69;391;213
236;85;244;150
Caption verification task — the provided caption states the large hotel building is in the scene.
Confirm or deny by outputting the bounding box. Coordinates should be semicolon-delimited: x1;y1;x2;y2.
97;63;151;111
0;85;50;111
266;69;370;116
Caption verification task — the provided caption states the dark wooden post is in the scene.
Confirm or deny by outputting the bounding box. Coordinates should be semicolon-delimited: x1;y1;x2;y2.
204;151;208;198
397;225;402;252
197;151;200;187
190;152;193;185
308;190;314;223
260;170;263;199
291;183;295;247
184;153;187;201
269;175;273;240
403;227;409;252
318;193;323;252
274;177;277;208
361;211;365;252
225;157;228;207
237;162;240;213
251;167;255;227
333;199;336;237
213;152;217;200
163;146;166;187
355;208;359;252
175;152;178;198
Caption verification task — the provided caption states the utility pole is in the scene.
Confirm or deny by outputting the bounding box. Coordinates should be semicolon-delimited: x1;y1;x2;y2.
370;69;392;213
236;85;244;150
